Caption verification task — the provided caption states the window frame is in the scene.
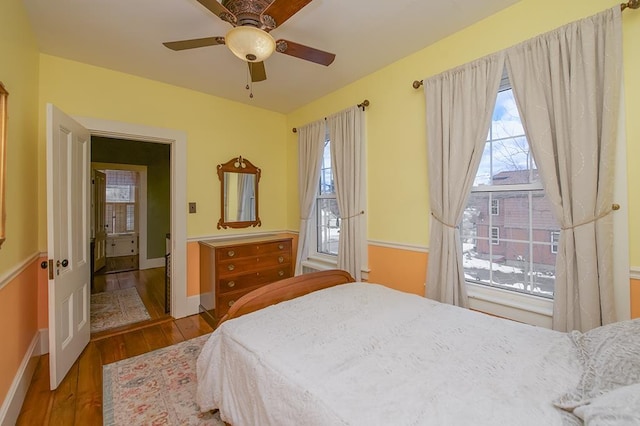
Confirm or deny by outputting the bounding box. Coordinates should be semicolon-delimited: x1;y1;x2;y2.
550;231;560;254
311;137;340;260
490;226;500;245
462;69;559;306
491;198;499;215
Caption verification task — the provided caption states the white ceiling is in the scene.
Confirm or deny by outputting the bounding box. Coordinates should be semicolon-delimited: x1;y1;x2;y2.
23;0;521;113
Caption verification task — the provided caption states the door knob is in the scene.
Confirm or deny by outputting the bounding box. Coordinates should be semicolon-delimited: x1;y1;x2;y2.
57;259;69;267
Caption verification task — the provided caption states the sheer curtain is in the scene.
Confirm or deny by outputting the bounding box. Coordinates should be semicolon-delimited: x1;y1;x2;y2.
506;7;622;331
328;106;365;281
294;120;326;275
236;173;255;221
424;53;505;307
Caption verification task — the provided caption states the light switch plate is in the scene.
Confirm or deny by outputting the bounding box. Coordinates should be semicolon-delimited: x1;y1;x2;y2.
189;202;197;213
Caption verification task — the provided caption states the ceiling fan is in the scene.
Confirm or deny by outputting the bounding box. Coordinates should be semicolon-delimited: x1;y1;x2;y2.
163;0;336;83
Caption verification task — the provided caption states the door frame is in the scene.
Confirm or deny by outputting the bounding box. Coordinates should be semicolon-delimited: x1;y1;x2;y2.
75;116;189;318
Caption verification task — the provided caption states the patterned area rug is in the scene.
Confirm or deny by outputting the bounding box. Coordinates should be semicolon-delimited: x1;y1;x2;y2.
103;334;223;425
91;287;151;333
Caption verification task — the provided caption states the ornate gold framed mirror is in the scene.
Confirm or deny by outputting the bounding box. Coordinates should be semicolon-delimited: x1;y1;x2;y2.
217;156;261;229
0;82;7;248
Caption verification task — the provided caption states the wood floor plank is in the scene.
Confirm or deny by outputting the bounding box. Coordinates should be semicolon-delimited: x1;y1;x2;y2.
73;343;103;425
141;323;172;351
123;329;150;358
175;314;213;340
159;320;187;345
16;355;53;425
96;334;127;365
49;361;79;426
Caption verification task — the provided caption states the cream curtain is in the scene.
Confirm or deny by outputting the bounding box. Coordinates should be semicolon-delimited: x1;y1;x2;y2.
328;106;365;281
236;173;255;221
294;120;326;275
424;53;505;307
505;7;622;332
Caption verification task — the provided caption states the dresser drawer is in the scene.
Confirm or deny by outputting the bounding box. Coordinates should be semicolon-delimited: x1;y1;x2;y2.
216;240;291;261
218;265;292;294
217;291;242;319
218;252;291;276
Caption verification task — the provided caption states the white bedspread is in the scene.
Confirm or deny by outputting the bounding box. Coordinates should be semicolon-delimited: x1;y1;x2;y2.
197;283;582;425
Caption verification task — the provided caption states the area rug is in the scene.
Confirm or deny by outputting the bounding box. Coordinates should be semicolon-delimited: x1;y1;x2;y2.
103;334;223;425
91;287;151;333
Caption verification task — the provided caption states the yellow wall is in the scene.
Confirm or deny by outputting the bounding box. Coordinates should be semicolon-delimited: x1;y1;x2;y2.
0;0;41;409
286;0;640;299
37;54;289;247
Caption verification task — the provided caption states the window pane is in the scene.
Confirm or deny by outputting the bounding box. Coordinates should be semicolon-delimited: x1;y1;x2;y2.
464;83;557;299
319;141;334;196
491;89;525;137
103;170;138;234
316;198;339;255
126;204;135;232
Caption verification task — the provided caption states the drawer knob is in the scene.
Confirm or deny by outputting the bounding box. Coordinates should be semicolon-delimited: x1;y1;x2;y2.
227;264;235;271
228;300;235;307
227;250;235;257
227;281;235;288
278;256;284;263
278;270;285;276
278;244;284;250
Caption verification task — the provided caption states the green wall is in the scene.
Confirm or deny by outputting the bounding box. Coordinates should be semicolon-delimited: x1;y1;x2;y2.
92;136;170;259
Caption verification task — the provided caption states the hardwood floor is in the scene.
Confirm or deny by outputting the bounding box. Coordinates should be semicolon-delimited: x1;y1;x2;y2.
16;315;213;425
17;266;212;425
92;267;168;321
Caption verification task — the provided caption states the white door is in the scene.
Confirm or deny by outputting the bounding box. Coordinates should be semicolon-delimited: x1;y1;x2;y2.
93;169;107;271
46;104;91;390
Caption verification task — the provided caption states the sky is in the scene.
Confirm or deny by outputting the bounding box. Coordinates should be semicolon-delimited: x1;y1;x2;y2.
474;88;534;186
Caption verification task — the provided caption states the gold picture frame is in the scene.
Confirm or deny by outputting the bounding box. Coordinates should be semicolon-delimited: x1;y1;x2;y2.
0;82;7;248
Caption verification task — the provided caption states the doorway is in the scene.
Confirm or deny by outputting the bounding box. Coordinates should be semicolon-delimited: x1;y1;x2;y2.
74;116;190;320
90;137;171;334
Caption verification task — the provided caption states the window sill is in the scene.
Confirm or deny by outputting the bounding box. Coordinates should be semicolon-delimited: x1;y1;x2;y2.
466;282;553;328
302;255;369;280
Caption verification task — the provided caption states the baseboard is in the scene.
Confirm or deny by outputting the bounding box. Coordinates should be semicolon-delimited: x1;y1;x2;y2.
139;257;166;270
187;295;200;317
0;332;41;426
38;328;49;355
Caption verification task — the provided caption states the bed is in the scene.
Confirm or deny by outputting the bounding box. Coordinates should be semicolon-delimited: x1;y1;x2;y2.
196;270;640;426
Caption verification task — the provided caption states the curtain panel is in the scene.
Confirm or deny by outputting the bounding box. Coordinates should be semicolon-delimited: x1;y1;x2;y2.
294;120;326;275
423;53;505;307
506;6;622;331
328;106;365;281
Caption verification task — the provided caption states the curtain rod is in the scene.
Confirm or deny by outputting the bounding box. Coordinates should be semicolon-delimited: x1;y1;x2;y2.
411;2;638;90
292;100;370;133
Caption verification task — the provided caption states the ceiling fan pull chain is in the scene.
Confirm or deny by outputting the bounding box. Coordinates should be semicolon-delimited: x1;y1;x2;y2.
245;67;254;99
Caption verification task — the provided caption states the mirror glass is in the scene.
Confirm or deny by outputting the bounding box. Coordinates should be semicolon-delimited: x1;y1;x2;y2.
224;172;256;222
217;156;261;229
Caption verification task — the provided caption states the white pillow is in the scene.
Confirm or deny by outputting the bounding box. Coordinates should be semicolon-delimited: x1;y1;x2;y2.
573;383;640;426
555;318;640;410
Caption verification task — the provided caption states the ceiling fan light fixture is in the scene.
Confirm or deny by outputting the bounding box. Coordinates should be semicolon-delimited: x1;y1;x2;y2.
225;26;275;62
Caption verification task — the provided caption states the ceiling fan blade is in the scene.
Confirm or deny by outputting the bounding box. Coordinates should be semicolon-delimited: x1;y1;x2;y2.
248;61;267;82
196;0;237;25
163;36;225;51
261;0;312;27
275;39;335;66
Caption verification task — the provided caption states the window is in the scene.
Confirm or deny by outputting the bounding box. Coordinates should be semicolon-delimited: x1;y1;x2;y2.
551;231;560;254
461;73;560;299
104;170;138;234
491;227;500;245
316;139;340;256
491;199;499;215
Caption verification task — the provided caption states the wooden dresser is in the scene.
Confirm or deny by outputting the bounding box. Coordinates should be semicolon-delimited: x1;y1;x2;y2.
199;235;293;327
